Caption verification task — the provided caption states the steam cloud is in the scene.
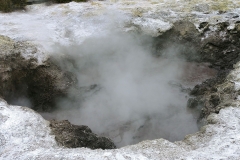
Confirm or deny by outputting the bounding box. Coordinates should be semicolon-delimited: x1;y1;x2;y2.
46;31;199;147
45;12;199;147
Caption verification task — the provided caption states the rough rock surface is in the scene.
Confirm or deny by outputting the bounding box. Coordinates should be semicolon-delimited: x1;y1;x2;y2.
199;22;240;69
49;119;116;149
153;20;240;120
154;21;240;69
149;14;240;120
185;21;240;118
0;35;75;111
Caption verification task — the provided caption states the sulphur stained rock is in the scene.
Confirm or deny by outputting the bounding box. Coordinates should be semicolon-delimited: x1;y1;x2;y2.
152;20;240;120
0;35;75;111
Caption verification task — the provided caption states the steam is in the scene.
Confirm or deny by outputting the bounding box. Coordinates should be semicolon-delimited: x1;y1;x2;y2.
44;11;199;147
46;30;199;147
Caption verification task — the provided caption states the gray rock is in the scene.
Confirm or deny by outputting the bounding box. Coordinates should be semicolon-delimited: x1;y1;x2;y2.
49;119;116;149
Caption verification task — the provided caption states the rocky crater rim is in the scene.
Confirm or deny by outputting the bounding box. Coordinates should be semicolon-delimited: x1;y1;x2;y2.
1;17;240;149
0;1;239;48
1;86;240;159
1;1;240;149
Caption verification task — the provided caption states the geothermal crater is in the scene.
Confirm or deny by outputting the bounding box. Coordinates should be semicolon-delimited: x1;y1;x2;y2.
41;32;218;148
2;20;232;148
1;1;240;159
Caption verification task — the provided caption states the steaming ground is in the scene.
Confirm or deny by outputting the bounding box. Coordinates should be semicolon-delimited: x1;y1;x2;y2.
1;1;240;159
0;2;219;147
39;31;204;147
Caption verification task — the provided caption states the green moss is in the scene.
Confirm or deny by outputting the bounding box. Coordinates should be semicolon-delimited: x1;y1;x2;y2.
51;0;87;3
0;0;26;12
0;0;87;12
74;0;87;2
0;0;13;12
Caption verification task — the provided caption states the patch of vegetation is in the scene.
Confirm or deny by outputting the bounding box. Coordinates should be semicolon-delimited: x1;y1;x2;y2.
0;0;87;12
0;0;13;12
51;0;87;3
0;0;26;12
211;1;231;12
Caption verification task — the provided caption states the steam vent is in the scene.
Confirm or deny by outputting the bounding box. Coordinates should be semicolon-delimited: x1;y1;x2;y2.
1;0;240;159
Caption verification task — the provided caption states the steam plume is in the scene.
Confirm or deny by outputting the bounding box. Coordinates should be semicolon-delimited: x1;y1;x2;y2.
46;12;199;147
47;30;199;147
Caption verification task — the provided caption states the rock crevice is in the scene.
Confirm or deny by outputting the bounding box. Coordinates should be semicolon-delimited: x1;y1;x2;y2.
49;119;116;149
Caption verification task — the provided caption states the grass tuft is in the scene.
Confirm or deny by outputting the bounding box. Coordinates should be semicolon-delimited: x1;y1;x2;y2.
0;0;26;13
51;0;87;3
